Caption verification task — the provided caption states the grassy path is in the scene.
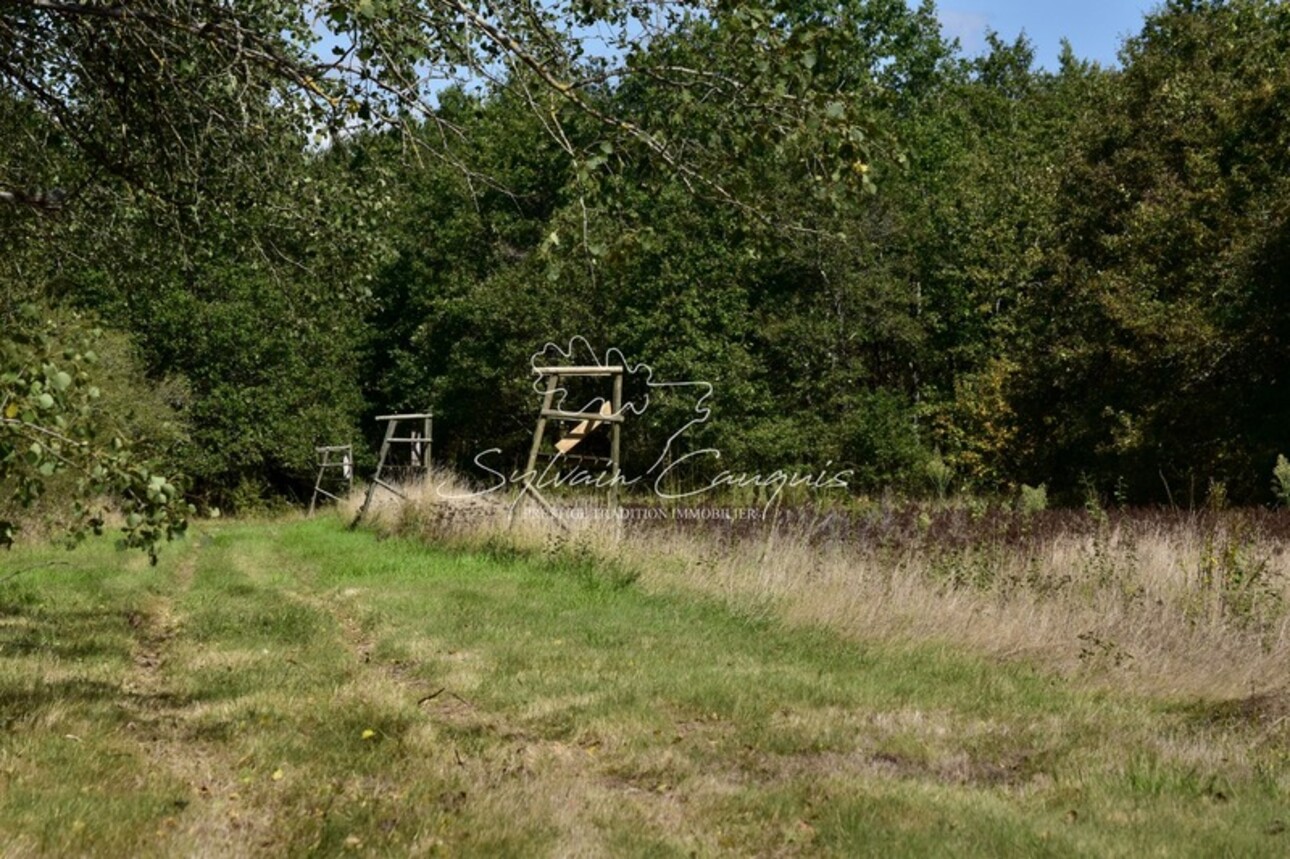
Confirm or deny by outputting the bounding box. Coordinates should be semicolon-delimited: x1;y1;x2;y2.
0;519;1286;856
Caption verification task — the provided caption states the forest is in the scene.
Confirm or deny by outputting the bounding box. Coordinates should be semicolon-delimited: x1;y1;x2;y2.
4;0;1290;548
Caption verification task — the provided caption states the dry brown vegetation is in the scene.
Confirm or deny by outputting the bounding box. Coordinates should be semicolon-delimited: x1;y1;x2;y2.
370;471;1290;706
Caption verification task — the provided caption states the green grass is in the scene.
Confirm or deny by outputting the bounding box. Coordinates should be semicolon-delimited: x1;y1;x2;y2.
0;518;1286;856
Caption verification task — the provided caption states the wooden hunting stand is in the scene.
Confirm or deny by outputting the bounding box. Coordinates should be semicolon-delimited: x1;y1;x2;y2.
510;365;624;528
352;412;433;525
309;444;353;515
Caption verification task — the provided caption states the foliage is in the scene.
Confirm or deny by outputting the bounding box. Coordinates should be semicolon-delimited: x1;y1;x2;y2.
0;305;190;558
1018;483;1048;516
6;0;1290;514
1274;455;1290;508
0;0;882;221
1008;0;1290;502
2;0;899;525
925;451;953;499
324;0;1290;503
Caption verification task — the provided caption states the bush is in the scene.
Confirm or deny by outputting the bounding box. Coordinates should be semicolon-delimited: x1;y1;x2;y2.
925;451;953;500
1;303;190;555
1273;455;1290;507
1018;483;1048;515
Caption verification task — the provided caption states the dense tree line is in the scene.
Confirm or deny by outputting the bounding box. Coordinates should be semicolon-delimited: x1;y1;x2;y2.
4;0;1289;530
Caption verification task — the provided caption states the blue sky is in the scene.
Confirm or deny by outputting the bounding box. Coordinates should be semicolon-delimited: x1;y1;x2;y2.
927;1;1162;68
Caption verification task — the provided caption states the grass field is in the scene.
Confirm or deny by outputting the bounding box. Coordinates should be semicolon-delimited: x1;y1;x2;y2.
1;517;1288;856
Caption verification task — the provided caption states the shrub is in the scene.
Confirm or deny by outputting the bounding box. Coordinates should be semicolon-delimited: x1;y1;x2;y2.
1018;483;1048;515
1273;455;1290;507
926;451;953;500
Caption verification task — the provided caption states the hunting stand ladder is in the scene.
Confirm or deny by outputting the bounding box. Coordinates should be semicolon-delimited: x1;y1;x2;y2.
510;365;623;528
309;444;354;514
351;412;433;525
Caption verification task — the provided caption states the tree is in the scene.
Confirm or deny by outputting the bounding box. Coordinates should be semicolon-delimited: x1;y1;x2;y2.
356;1;955;487
889;33;1110;491
1008;0;1290;502
1;0;884;221
2;0;895;526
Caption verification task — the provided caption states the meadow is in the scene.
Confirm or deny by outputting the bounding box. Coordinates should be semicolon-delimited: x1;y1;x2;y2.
1;489;1287;856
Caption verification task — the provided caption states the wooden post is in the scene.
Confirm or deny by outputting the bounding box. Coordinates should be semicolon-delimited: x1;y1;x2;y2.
525;373;560;480
308;447;329;516
354;419;398;526
511;374;561;529
610;370;623;511
423;414;433;470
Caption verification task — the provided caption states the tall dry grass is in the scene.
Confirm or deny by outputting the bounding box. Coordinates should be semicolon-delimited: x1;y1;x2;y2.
343;472;1290;704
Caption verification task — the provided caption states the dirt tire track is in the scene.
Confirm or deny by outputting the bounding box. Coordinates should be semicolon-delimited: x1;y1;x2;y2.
120;542;278;857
